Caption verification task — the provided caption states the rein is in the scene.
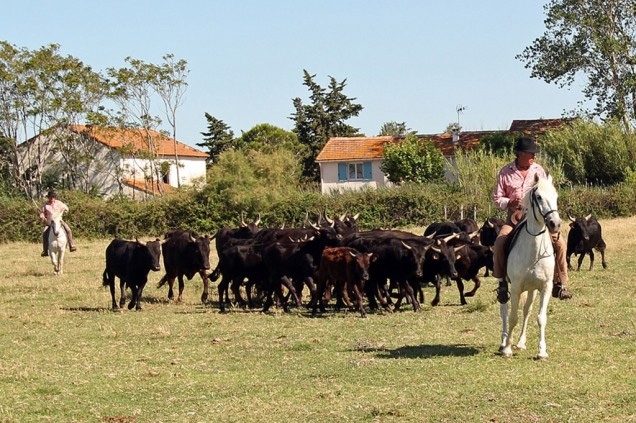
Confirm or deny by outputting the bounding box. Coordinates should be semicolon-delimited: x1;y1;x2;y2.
525;187;558;237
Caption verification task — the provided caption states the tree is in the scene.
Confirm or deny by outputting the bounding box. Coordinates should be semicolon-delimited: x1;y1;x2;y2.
290;70;363;181
516;0;636;131
380;133;445;184
0;42;107;198
198;113;235;165
378;121;412;136
236;123;308;158
152;54;189;187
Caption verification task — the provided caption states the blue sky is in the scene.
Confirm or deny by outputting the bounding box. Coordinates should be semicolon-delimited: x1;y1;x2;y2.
4;1;587;148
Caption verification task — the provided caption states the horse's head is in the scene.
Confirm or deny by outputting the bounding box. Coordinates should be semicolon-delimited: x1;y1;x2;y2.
49;212;64;236
524;174;562;234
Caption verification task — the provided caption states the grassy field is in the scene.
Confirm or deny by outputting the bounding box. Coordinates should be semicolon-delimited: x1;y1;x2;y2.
0;217;635;423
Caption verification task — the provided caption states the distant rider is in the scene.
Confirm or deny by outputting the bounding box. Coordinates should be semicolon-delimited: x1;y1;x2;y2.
40;190;77;256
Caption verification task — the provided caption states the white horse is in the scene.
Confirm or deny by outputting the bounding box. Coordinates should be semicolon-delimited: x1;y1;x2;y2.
499;174;562;359
48;212;68;275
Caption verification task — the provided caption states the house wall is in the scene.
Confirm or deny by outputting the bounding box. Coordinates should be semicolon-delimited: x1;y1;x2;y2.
121;156;207;187
319;160;393;194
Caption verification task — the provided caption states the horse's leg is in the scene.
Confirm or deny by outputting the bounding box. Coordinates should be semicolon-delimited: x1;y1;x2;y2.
501;286;520;357
535;283;552;360
499;301;509;353
516;291;534;350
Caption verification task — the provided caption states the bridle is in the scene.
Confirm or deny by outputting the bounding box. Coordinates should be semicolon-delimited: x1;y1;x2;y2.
525;186;559;237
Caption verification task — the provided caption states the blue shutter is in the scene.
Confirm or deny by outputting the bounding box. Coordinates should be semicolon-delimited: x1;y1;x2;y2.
338;163;347;181
363;162;372;180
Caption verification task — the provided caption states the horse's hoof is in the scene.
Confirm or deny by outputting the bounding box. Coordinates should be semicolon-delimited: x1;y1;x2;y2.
534;354;549;360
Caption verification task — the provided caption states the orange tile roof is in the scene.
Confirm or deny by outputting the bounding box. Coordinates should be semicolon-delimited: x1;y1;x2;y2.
121;178;176;195
316;136;397;162
317;119;572;162
69;125;209;159
509;118;575;136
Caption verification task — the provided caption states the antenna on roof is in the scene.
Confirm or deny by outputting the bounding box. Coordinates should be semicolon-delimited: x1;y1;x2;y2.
452;104;466;143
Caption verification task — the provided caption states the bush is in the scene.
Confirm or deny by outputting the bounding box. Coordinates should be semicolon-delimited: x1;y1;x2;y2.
542;119;636;185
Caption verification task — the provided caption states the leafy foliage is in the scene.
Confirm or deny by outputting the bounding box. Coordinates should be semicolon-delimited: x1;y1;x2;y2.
516;0;636;130
478;132;519;156
378;121;412;136
236;123;309;160
290;70;363;181
542;119;636;184
381;134;445;184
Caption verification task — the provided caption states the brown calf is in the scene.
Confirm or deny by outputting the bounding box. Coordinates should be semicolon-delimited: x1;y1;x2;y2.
312;247;376;317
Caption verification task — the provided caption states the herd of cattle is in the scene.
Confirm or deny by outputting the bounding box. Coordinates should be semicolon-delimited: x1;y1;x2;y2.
102;212;608;316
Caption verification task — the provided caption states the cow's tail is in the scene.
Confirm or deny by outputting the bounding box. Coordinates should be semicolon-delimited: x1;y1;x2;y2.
156;274;168;289
102;269;109;287
209;264;220;282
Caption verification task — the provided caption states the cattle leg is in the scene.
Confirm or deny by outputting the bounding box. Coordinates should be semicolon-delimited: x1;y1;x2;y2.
128;285;138;310
351;283;367;318
230;278;247;308
134;282;147;311
464;277;481;298
455;278;467;305
281;276;302;309
119;279;127;309
218;276;230;312
587;250;595;271
199;270;209;303
430;277;442;306
177;275;185;303
598;244;608;269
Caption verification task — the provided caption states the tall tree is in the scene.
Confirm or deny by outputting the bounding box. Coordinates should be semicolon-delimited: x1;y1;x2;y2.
290;70;363;181
152;54;189;187
378;121;411;136
198;112;235;165
516;0;636;131
106;57;164;198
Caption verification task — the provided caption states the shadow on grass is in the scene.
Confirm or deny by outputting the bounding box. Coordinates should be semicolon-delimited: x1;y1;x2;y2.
370;343;482;359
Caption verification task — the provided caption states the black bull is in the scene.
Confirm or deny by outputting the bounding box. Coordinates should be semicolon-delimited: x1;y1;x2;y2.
157;230;212;303
102;238;163;311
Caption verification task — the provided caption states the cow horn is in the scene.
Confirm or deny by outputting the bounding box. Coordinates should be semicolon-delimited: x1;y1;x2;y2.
339;213;346;222
425;231;437;239
348;250;358;258
135;237;147;246
454;245;465;252
255;213;261;226
189;234;197;243
567;212;575;222
443;233;457;243
352;213;360;221
486;219;494;228
401;241;412;250
310;222;320;230
240;211;247;227
324;211;333;224
431;246;441;253
585;214;592;220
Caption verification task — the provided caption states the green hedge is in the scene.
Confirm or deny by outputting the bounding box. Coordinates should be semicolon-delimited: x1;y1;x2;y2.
3;181;634;243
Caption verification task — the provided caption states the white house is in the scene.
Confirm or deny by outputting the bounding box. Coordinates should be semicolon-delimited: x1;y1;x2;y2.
18;125;209;198
316;119;572;195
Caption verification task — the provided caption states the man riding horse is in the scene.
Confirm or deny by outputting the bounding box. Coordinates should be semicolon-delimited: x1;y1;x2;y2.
491;136;572;301
40;190;77;256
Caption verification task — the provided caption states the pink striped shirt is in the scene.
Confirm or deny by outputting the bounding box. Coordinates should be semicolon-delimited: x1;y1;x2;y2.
493;161;547;212
40;199;69;224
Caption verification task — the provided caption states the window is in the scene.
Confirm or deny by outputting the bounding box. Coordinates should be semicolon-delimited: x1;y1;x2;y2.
338;162;372;181
348;163;364;180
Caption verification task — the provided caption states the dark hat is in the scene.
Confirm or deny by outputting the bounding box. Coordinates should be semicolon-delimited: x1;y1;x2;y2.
514;136;538;153
46;190;57;198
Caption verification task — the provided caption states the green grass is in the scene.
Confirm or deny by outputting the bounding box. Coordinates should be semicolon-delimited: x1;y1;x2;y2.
0;218;635;422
